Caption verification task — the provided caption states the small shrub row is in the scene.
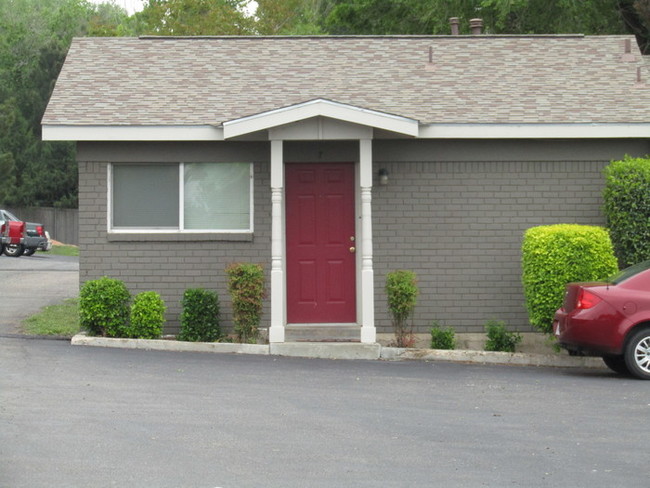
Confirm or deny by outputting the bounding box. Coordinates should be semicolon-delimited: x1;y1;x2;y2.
430;320;522;353
79;277;165;339
80;263;265;343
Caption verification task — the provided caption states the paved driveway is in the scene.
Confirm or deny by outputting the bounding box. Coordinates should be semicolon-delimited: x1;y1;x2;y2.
2;337;650;488
0;254;79;334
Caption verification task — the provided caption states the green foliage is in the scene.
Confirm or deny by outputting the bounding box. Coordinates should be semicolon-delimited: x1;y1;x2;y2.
484;320;522;353
129;291;166;339
136;0;254;35
178;288;221;342
385;270;419;347
430;322;456;350
22;297;80;337
226;263;266;343
79;276;131;337
603;156;650;267
522;224;618;333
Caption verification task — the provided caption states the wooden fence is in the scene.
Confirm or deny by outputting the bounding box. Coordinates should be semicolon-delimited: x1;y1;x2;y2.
6;207;78;246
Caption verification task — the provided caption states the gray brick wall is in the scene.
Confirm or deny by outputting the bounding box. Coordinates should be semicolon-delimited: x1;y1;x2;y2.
78;139;649;337
372;159;608;334
78;153;271;335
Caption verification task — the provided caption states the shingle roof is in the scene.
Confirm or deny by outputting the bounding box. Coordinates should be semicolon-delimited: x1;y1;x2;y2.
43;35;650;127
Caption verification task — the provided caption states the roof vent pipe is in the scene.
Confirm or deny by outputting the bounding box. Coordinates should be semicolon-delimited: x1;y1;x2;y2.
449;17;460;35
470;18;483;35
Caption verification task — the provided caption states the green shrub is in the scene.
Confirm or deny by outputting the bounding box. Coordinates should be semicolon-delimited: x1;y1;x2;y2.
129;291;166;339
484;320;522;353
178;288;221;342
522;224;618;333
603;156;650;267
226;263;266;343
386;270;419;347
430;322;456;350
79;276;130;337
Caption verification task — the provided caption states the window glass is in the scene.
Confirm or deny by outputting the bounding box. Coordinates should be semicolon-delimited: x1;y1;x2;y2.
113;164;179;228
184;163;251;230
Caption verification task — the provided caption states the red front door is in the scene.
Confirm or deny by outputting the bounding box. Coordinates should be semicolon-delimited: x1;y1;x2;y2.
286;163;356;323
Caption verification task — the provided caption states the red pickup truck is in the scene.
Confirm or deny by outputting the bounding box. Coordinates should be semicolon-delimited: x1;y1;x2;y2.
0;209;52;257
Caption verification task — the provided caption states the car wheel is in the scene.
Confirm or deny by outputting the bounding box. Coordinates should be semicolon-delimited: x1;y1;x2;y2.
22;248;36;256
4;244;24;257
624;327;650;380
602;355;630;375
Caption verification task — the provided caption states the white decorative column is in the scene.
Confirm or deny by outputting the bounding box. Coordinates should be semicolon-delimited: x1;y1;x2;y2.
269;139;285;343
359;139;376;343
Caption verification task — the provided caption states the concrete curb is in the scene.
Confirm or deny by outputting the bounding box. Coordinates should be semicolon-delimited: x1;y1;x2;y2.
70;334;606;369
380;347;606;369
70;334;269;355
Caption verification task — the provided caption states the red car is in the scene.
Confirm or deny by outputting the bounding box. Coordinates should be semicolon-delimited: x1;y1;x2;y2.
554;260;650;379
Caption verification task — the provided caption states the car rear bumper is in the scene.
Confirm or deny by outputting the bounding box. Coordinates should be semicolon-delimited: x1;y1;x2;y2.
553;307;624;356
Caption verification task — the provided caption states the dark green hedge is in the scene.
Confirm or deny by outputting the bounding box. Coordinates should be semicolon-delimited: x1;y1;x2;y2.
79;276;131;337
522;224;618;333
178;288;221;342
603;156;650;267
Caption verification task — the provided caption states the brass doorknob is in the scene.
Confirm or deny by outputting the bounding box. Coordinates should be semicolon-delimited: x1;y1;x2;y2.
350;247;356;253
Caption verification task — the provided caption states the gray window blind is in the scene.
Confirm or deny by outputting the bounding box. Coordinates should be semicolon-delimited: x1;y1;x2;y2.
113;164;179;228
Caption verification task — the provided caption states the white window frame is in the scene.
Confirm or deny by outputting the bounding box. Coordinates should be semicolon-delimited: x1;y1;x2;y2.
108;162;254;234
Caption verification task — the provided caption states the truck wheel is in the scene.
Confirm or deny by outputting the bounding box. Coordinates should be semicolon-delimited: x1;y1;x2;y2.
624;327;650;380
4;244;24;257
22;248;36;256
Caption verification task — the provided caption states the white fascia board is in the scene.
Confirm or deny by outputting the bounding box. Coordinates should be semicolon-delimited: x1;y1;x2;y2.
42;125;224;141
419;123;650;139
223;99;419;139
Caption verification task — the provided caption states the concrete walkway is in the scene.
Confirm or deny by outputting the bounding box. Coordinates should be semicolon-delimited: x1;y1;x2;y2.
71;333;606;369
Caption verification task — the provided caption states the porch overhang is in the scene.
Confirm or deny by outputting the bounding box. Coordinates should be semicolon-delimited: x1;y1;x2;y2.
222;99;420;139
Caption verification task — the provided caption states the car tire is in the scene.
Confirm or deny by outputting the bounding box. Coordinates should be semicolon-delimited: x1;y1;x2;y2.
624;327;650;380
602;355;630;375
4;244;24;257
22;248;36;256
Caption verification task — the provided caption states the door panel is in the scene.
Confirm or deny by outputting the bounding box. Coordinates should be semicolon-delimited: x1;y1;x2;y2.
286;163;356;323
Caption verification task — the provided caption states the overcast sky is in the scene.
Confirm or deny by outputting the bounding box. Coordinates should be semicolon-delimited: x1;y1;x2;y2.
87;0;146;16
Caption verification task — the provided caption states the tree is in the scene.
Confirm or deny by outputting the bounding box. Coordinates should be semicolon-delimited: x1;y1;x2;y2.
135;0;254;35
0;0;101;207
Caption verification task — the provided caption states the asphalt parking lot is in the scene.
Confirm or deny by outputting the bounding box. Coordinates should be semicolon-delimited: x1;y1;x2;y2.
0;253;78;335
2;336;650;488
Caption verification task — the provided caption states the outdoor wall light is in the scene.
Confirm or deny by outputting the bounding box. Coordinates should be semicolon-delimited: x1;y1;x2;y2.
378;168;389;185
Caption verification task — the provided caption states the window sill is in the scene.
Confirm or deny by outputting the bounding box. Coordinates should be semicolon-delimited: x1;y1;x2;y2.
107;232;253;242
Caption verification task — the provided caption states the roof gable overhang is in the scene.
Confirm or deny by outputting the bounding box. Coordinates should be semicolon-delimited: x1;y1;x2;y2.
222;99;420;139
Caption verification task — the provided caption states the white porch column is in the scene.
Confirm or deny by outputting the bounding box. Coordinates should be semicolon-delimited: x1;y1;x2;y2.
269;139;285;343
359;139;376;343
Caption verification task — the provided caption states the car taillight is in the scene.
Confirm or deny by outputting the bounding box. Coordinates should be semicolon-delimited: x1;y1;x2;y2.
576;289;601;310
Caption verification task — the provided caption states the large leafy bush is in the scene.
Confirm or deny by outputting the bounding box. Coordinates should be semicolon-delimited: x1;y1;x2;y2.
129;291;166;339
522;224;618;333
79;276;131;337
603;156;650;267
178;288;221;342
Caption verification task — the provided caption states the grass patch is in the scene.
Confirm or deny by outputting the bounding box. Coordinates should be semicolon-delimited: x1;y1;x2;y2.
22;298;81;337
40;243;79;257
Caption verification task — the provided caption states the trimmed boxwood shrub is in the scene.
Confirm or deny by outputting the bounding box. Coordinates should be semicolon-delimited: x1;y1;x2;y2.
430;322;456;350
484;320;522;353
129;291;166;339
226;263;265;343
79;276;131;337
603;156;650;267
178;288;221;342
522;224;618;333
386;270;419;347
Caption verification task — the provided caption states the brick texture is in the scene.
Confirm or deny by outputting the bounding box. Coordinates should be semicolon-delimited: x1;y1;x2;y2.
372;159;607;334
